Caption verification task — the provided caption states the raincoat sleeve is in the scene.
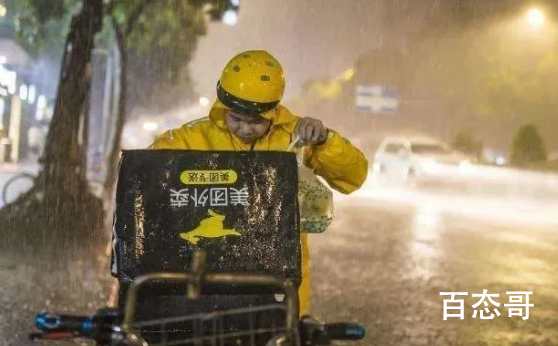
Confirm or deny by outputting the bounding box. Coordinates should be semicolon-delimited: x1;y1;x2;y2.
304;131;368;194
148;127;190;149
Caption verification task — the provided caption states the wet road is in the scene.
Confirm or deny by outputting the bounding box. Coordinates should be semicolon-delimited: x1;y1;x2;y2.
3;165;558;345
310;179;558;346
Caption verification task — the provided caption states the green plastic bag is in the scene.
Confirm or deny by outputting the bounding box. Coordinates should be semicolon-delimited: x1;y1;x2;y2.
289;137;334;233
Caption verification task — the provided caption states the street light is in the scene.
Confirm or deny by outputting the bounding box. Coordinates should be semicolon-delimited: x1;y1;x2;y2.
143;122;158;131
526;8;545;28
222;10;238;26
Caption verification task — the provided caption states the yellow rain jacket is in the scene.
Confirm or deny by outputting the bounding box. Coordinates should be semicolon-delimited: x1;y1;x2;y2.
149;102;368;315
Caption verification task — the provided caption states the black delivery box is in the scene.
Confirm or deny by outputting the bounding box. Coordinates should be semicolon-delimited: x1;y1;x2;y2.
111;150;301;299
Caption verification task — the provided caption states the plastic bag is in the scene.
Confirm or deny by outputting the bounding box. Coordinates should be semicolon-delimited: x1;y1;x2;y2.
289;137;334;233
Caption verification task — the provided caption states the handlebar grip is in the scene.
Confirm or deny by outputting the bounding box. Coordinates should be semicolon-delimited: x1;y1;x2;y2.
323;322;366;341
35;313;93;334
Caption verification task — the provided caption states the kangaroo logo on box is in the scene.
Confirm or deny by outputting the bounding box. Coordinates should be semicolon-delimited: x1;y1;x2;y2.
179;209;241;245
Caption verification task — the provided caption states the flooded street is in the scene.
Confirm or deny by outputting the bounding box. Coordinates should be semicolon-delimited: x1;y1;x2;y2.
3;166;558;345
0;244;112;345
311;169;558;346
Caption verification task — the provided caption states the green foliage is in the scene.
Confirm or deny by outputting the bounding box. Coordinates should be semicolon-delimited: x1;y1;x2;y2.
8;0;79;57
111;0;133;25
118;0;231;110
11;0;234;110
510;124;547;167
407;14;558;150
476;50;558;125
451;128;483;158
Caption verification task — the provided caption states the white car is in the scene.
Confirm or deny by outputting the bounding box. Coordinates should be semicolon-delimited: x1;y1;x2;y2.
372;137;473;185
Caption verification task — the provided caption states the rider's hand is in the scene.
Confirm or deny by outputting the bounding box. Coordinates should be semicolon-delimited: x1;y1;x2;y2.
295;117;329;146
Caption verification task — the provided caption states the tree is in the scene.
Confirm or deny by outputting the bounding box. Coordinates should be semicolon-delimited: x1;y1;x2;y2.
510;124;547;167
451;128;483;159
124;1;208;111
400;5;558;150
0;0;236;253
0;0;105;254
7;0;71;57
102;0;155;199
102;0;235;197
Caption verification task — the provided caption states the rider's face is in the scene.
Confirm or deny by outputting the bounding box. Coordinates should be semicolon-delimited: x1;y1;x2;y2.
225;110;271;145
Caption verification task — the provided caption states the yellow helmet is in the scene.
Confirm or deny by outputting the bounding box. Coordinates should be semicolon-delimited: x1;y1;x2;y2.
217;50;285;115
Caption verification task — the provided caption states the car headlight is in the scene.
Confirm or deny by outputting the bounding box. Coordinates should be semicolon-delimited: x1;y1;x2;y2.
495;156;506;166
421;159;440;173
459;159;474;173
